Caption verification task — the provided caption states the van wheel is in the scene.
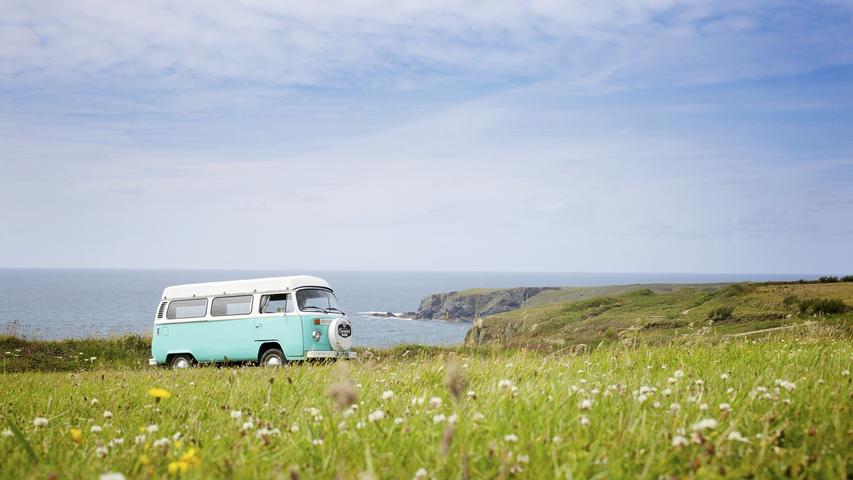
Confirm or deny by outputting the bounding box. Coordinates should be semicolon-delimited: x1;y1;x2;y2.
260;348;285;367
170;354;194;369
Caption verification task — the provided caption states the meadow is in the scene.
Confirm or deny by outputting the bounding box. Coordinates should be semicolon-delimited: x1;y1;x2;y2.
1;332;851;479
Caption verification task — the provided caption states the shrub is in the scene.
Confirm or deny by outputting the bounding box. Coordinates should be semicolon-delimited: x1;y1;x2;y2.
818;276;839;283
708;306;735;321
841;275;853;283
782;295;799;307
721;284;754;297
798;298;847;315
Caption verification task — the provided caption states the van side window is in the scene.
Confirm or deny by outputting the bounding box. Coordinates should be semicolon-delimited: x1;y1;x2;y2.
166;298;208;319
211;295;253;316
260;293;293;313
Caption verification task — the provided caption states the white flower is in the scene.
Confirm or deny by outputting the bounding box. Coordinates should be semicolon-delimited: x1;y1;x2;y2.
103;411;113;419
428;397;442;408
552;435;562;443
91;398;99;405
637;394;648;403
504;434;518;442
241;421;254;431
662;388;672;397
108;438;124;447
667;377;677;384
467;390;476;399
98;473;126;480
230;410;242;419
342;407;355;418
580;399;593;410
355;421;365;429
719;403;731;412
1;429;13;437
691;418;718;432
672;435;689;447
580;415;590;426
152;437;171;448
394;417;404;425
382;390;395;401
172;431;183;441
432;414;446;424
727;431;748;442
146;424;158;433
91;425;103;433
411;396;425;406
694;379;705;386
256;428;273;440
33;417;48;427
134;434;146;445
699;403;709;411
368;410;385;422
674;370;685;379
90;356;97;362
843;370;850;377
290;424;300;433
312;438;324;446
95;446;109;457
448;414;458;424
498;379;514;392
652;401;661;409
775;379;796;391
472;412;486;422
669;403;681;413
413;467;428;480
517;454;529;464
720;373;730;381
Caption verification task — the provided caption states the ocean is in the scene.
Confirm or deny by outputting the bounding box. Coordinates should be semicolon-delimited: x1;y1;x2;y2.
0;269;820;347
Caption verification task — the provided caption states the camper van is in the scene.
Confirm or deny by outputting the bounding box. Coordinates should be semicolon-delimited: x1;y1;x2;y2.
149;275;355;368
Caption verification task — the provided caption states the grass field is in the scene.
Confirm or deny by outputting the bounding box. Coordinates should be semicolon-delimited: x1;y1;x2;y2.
1;334;851;479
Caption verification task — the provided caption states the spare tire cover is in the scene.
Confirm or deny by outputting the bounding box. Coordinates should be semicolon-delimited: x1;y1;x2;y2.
328;317;353;351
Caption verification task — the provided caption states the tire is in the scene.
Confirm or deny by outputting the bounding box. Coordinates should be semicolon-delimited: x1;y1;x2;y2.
169;354;194;369
259;348;285;367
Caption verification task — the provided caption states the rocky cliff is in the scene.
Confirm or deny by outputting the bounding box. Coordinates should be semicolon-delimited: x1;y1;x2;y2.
414;287;558;320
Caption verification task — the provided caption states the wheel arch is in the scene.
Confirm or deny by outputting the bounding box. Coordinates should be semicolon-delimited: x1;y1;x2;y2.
257;342;283;362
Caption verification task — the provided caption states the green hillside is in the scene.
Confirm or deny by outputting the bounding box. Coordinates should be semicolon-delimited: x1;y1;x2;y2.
466;282;853;348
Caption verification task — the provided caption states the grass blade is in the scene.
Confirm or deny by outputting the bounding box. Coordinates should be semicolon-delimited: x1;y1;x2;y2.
4;416;38;462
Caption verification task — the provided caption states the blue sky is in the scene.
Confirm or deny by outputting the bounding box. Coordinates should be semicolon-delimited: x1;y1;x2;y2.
1;0;852;273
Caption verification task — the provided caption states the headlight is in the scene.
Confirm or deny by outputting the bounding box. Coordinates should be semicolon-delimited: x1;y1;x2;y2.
312;329;322;342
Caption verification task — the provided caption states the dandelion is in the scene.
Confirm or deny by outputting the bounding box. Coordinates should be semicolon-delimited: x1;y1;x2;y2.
433;414;446;424
672;435;689;447
504;434;518;443
98;473;126;480
33;417;48;427
691;418;718;432
69;428;83;443
230;410;242;419
428;397;442;408
719;403;731;412
580;399;593;410
95;446;109;458
146;424;159;433
382;390;395;401
580;415;590;426
368;410;385;422
147;388;171;400
727;431;748;442
91;425;103;434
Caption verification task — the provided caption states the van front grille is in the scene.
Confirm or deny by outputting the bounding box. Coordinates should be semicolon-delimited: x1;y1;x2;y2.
156;301;167;319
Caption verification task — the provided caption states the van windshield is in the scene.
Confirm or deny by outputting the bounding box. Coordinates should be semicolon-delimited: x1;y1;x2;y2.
296;288;344;314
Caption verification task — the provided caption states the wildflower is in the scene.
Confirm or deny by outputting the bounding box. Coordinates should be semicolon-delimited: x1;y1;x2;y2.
580;399;593;410
504;434;518;442
699;403;708;411
517;454;530;464
411;396;425;406
147;388;171;400
153;437;171;449
637;394;648;403
552;435;563;443
691;418;718;432
1;429;12;437
448;414;458;424
99;473;125;480
428;397;442;408
356;421;365;429
720;373;730;381
719;403;731;412
108;438;124;447
91;398;99;405
230;410;242;419
312;438;324;446
69;428;83;443
652;401;661;409
674;370;685;379
433;414;446;424
694;379;704;386
498;379;514;392
90;356;97;362
775;379;796;391
139;454;150;465
241;421;254;432
662;388;672;397
33;417;48;427
394;417;404;425
256;428;274;441
467;390;477;399
472;412;486;422
368;410;385;422
580;415;590;426
413;467;428;480
727;431;748;442
672;435;689;447
173;432;183;441
95;446;109;458
168;461;188;475
843;369;849;377
342;407;355;418
146;424;159;433
382;390;395;401
134;434;146;445
91;425;103;434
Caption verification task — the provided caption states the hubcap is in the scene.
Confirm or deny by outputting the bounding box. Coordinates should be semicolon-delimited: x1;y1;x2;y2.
265;355;282;366
174;358;189;369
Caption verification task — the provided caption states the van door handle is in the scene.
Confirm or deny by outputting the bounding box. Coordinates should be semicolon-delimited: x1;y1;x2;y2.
255;323;261;329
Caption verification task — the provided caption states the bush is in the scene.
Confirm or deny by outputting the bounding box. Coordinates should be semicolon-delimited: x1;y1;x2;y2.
708;306;735;321
818;276;839;283
841;275;853;283
798;298;847;315
782;295;799;306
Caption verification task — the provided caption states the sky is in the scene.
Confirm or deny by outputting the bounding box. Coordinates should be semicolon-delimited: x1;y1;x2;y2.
1;0;852;273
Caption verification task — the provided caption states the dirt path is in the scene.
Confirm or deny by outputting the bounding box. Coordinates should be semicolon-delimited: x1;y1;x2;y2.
726;321;815;337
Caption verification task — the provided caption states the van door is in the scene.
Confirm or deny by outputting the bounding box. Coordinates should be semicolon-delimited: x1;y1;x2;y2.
256;294;303;359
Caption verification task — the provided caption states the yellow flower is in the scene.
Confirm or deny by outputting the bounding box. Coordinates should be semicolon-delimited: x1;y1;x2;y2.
174;440;183;450
180;448;201;466
69;428;83;444
139;454;150;466
148;388;172;400
168;461;189;475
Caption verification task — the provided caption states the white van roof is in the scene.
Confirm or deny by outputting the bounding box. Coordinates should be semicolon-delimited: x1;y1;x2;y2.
162;275;331;300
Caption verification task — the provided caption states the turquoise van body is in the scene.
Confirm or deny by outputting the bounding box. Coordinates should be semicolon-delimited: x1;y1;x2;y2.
150;276;355;367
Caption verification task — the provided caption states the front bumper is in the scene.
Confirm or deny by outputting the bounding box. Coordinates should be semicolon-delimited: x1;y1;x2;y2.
148;358;158;367
306;350;357;360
